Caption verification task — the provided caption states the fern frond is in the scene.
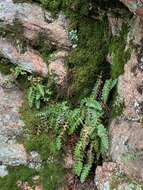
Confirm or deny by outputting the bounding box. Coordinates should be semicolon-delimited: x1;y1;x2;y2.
28;86;35;108
101;79;117;103
80;146;94;183
96;124;109;153
85;98;103;112
68;108;81;134
74;141;84;177
91;73;103;99
56;135;62;150
37;83;45;97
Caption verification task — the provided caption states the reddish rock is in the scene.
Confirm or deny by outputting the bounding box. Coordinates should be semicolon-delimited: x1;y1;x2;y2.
0;38;48;76
0;0;71;49
109;119;143;161
107;14;123;36
48;51;68;87
95;162;119;190
123;157;143;183
120;0;143;15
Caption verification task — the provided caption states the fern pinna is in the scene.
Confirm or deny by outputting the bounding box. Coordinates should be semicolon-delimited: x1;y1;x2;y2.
37;79;117;182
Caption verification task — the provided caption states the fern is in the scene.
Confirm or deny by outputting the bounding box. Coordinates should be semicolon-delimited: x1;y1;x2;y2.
28;86;35;108
27;77;52;109
101;79;117;103
96;124;109;154
91;73;103;99
74;141;84;177
68;108;81;134
80;146;94;183
37;78;116;183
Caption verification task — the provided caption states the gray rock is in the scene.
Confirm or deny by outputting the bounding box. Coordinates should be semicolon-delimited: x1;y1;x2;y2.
0;144;27;166
28;151;42;171
0;0;71;49
0;72;27;168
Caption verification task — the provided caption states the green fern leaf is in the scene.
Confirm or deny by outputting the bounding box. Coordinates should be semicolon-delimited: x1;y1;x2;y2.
101;79;117;103
68;108;81;134
80;147;94;183
28;87;35;108
96;124;109;153
37;84;45;97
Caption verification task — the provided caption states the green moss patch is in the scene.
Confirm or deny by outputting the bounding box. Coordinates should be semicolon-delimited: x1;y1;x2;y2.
0;166;37;190
109;23;131;79
19;91;66;190
67;17;110;100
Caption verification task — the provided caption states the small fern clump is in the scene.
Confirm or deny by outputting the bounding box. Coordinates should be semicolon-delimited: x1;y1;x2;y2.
37;78;117;182
10;66;27;79
28;76;52;109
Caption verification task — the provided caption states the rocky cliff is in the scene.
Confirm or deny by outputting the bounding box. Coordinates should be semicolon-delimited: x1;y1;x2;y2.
0;0;143;190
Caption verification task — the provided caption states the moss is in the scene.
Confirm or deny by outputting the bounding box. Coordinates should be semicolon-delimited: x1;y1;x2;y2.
0;166;37;190
33;0;90;18
0;58;13;75
109;23;131;79
33;34;55;64
0;164;65;190
122;151;143;164
110;89;124;119
19;90;66;189
67;17;110;100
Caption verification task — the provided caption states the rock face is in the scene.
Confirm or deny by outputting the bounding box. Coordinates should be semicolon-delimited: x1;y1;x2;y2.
0;38;48;76
0;0;71;83
48;51;68;87
0;0;71;49
95;162;120;190
0;72;43;177
0;72;27;176
95;16;143;190
109;16;143;184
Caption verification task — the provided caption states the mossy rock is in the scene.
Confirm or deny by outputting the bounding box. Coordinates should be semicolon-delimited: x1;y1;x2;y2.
109;23;131;79
67;17;110;100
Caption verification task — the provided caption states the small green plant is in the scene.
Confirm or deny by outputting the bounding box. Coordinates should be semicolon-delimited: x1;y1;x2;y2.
10;66;27;79
69;29;78;48
38;78;117;182
27;76;52;109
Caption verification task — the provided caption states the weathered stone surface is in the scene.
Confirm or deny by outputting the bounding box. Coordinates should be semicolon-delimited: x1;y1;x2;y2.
109;119;143;162
0;0;71;49
107;14;123;36
0;38;48;76
118;17;143;118
48;51;68;87
0;72;27;170
118;51;143;118
95;162;120;190
0;72;24;143
95;161;143;190
0;144;27;166
109;16;143;184
123;157;143;183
